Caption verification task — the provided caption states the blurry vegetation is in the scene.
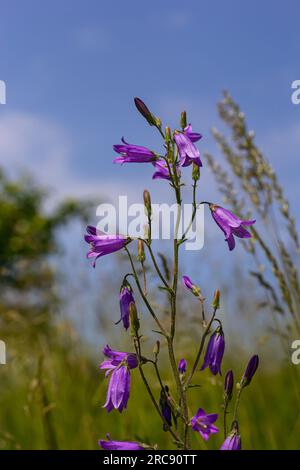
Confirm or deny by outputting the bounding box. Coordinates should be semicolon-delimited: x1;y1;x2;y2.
1;95;300;449
205;92;300;341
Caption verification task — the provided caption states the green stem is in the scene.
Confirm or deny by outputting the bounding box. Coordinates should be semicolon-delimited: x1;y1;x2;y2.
125;247;167;336
146;243;171;291
133;337;182;445
184;308;217;390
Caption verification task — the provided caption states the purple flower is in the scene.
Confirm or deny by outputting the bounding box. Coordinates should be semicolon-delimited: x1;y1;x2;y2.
182;275;201;296
191;408;219;441
85;226;129;268
119;282;135;330
241;354;259;387
200;327;225;376
100;345;138;413
178;358;187;374
220;433;241;451
99;436;144;450
224;370;234;400
209;205;255;251
174;131;202;168
184;124;202;143
152;160;171;180
113;137;156;164
182;275;194;290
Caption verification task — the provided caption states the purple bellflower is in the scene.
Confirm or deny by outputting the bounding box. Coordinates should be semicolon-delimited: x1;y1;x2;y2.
99;436;144;450
220;432;241;450
191;408;219;441
200;327;225;376
184;124;202;143
100;345;138;413
152;159;171;180
174;131;202;168
182;275;201;297
178;358;187;374
113;137;156;164
84;225;129;268
209;205;255;251
119;282;135;330
241;354;259;387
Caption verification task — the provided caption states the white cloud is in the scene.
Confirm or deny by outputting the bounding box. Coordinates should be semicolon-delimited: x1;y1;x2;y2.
0;110;167;208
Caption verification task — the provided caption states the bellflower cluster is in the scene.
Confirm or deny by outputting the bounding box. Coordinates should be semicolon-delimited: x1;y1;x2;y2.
85;98;259;450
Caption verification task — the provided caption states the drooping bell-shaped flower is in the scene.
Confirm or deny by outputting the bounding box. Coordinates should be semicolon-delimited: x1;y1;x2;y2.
119;281;135;330
220;432;241;450
190;408;219;441
220;421;241;450
159;387;172;431
174;131;202;168
99;435;144;450
113;137;156;164
200;327;225;376
84;225;129;267
100;345;138;413
209;205;255;251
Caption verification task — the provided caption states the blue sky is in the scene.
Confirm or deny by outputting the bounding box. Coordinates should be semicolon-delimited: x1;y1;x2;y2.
1;0;299;342
1;0;300;209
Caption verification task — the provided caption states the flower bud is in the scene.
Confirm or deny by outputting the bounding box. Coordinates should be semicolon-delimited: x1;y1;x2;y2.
134;97;156;126
178;358;187;374
241;355;259;388
165;126;171;144
224;370;234;401
180;111;187;129
212;289;220;310
137;239;145;263
143;189;152;217
129;301;140;336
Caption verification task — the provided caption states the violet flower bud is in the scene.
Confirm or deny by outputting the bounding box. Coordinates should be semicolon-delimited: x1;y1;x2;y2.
178;358;187;374
119;281;135;330
241;355;259;388
200;327;225;376
182;275;201;297
134;97;156;126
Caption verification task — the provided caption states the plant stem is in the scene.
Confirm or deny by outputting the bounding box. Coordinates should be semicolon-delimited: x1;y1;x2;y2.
146;243;171;290
184;308;217;390
133;338;182;445
233;388;242;422
125;247;167;336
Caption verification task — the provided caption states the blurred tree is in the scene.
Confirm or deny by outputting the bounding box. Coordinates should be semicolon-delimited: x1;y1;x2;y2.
0;168;91;343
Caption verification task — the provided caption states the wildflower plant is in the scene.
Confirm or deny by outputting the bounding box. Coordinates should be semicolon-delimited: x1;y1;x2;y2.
85;98;260;450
